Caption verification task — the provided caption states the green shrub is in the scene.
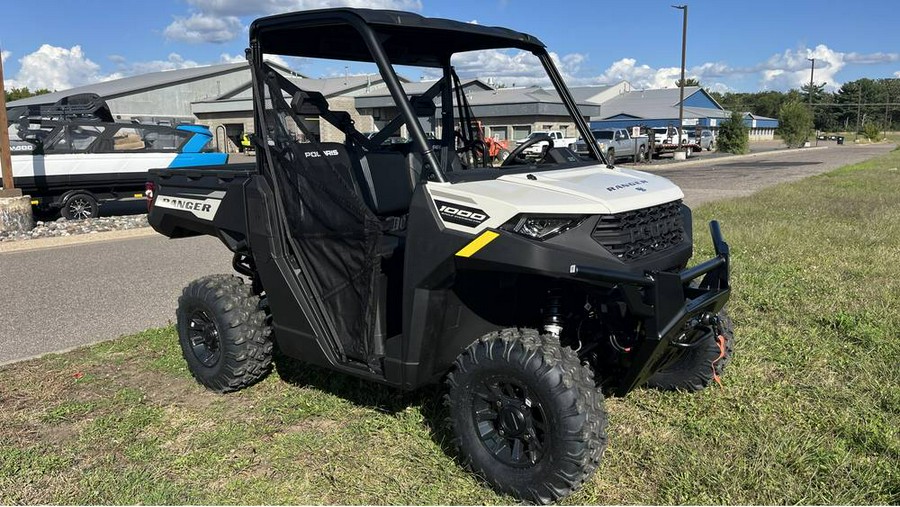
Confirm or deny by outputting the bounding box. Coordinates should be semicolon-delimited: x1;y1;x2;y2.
717;110;749;154
863;122;883;142
777;102;813;148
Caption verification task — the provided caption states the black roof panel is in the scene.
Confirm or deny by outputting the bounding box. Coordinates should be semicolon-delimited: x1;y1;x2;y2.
250;8;545;68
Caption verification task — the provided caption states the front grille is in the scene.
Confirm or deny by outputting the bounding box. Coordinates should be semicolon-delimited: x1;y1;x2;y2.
591;200;685;262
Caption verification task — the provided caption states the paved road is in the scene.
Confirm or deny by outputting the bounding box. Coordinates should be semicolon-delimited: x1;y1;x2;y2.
0;143;894;364
645;143;895;207
0;235;232;364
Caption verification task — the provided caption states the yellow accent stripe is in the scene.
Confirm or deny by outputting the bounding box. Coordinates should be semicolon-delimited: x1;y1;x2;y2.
134;193;144;198
455;231;500;258
30;200;39;205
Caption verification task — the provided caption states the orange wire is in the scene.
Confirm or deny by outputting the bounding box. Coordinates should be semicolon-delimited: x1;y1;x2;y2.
711;334;727;388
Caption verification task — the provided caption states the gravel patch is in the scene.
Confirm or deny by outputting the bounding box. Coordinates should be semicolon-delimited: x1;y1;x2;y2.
0;214;150;243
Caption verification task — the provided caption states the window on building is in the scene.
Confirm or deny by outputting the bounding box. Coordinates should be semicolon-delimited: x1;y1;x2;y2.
512;125;532;141
488;126;508;141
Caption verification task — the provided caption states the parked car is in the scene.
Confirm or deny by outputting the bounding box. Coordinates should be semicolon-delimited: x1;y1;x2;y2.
515;130;578;157
571;128;649;162
688;130;715;151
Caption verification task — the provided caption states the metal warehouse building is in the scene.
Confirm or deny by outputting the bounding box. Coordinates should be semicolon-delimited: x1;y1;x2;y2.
590;86;778;140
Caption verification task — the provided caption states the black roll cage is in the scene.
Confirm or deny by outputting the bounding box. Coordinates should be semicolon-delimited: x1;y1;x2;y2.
247;8;606;182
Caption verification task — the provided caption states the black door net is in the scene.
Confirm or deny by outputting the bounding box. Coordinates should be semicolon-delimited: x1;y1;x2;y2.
260;67;384;367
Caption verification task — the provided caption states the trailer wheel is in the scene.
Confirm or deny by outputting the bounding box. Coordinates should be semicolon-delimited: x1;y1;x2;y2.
176;274;273;393
646;311;734;392
61;193;98;220
445;329;607;504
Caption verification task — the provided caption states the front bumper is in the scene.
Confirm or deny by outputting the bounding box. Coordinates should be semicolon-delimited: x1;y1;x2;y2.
570;220;731;395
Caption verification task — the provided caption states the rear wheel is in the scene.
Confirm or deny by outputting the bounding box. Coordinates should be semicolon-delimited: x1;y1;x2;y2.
445;329;607;504
646;311;734;391
176;275;273;393
606;148;615;163
638;145;647;162
61;193;98;220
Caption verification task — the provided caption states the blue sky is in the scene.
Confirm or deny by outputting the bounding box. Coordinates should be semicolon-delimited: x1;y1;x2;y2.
2;0;898;94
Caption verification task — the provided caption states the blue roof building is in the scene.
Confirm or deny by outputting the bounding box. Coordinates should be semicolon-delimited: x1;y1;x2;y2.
589;86;778;140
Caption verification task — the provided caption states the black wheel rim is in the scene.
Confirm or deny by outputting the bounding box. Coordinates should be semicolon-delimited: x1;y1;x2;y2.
188;309;221;367
471;376;548;467
68;198;94;220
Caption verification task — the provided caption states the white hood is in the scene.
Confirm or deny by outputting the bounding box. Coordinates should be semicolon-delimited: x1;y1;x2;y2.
427;164;684;233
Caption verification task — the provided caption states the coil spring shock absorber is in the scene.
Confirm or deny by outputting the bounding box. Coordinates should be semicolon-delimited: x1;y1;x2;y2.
542;288;565;337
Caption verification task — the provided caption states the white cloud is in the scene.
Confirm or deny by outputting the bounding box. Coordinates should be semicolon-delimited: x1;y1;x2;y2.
895;71;900;78
219;52;245;64
592;58;732;89
165;0;422;43
448;49;587;87
6;45;258;93
164;13;243;43
844;52;900;64
121;53;204;75
755;44;843;91
1;50;10;64
5;44;107;91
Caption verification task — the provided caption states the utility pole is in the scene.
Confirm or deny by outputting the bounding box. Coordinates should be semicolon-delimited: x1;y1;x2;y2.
673;4;687;149
0;48;19;196
855;84;862;141
807;58;815;106
807;57;816;146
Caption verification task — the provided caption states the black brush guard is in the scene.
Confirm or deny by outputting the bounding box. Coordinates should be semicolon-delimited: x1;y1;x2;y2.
570;221;731;395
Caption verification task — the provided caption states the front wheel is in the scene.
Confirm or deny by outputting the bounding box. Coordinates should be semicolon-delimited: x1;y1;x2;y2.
445;329;607;504
606;148;615;163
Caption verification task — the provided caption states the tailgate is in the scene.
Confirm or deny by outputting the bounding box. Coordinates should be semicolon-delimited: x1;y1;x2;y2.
148;163;255;241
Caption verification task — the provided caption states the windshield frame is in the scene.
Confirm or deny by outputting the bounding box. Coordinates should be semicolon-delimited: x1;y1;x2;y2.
250;10;607;183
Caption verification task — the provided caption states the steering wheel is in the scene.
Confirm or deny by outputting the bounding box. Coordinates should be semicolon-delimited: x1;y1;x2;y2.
501;133;553;167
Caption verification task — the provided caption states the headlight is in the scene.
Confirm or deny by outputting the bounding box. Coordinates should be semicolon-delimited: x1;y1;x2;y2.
500;214;586;241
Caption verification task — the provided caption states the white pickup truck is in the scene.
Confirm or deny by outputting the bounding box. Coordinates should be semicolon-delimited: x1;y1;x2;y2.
516;130;579;157
571;128;649;162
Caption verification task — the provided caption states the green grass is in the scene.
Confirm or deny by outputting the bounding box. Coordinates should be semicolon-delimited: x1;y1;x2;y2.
2;150;900;504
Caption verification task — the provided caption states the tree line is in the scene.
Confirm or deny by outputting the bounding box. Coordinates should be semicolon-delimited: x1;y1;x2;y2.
4;87;52;103
709;78;900;133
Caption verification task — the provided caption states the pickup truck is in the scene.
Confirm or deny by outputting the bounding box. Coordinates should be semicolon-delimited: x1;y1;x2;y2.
571;128;649;162
516;130;578;157
650;126;700;157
